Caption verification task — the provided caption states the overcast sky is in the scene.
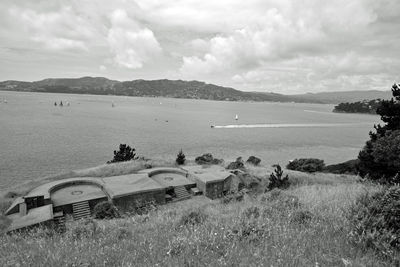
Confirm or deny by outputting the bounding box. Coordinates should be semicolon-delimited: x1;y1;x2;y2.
0;0;399;94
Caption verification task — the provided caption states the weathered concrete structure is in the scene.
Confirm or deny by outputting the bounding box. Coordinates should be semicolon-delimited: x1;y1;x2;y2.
5;165;235;232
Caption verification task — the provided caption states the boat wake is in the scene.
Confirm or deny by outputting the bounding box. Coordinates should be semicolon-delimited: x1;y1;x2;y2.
211;122;371;129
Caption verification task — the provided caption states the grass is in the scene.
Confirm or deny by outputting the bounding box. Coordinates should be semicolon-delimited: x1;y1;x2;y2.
0;159;398;266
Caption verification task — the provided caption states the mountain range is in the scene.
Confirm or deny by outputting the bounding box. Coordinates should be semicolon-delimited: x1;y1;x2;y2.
0;76;392;104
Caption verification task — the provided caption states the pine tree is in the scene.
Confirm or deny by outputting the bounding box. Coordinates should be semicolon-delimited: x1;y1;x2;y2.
358;83;400;180
267;164;289;190
107;144;137;164
176;149;186;165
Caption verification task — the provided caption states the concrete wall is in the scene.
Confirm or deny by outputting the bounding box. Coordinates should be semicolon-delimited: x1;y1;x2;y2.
113;189;166;212
205;181;224;199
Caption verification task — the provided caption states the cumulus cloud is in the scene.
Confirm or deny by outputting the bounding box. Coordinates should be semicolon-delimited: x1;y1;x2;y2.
107;9;162;69
0;0;399;93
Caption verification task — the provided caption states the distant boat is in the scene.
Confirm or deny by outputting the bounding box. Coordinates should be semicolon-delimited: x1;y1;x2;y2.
112;101;115;108
235;114;238;120
4;99;7;103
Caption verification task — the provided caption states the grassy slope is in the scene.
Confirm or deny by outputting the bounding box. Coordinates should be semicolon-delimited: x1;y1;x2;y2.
0;161;398;266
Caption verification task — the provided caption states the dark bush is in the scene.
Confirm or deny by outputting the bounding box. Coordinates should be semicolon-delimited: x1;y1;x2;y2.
195;153;223;165
93;201;120;219
177;209;207;227
348;186;400;257
286;158;325;173
226;157;245;170
358;83;400;182
176;149;186;165
107;144;137;164
323;159;359;174
267;164;290;190
246;156;261;166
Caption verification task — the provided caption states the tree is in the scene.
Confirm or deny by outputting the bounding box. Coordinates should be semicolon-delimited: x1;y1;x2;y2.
267;164;289;190
107;144;137;164
176;149;186;165
358;83;400;181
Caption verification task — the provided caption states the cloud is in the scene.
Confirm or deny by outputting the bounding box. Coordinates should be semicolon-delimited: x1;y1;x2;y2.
8;6;92;51
0;0;399;93
107;9;162;69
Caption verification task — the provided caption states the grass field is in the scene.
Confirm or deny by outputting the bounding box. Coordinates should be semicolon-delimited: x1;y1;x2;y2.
0;159;398;266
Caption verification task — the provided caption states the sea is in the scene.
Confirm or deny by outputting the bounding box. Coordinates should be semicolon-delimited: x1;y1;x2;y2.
0;90;380;189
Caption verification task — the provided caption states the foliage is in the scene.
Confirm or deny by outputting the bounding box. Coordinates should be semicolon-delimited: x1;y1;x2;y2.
226;157;245;170
333;99;382;114
358;84;400;181
195;153;223;165
246;156;261;166
107;144;137;164
348;186;400;258
286;158;325;173
93;201;120;219
267;165;290;190
323;159;359;175
175;149;186;165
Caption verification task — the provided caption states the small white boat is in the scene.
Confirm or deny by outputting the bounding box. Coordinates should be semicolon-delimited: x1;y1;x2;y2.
235;114;238;120
4;99;7;103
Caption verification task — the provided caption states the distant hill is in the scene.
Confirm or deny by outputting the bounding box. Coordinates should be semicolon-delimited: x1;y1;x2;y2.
289;90;392;104
0;76;392;104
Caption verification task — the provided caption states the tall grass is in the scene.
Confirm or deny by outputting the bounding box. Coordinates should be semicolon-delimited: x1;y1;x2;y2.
1;174;397;266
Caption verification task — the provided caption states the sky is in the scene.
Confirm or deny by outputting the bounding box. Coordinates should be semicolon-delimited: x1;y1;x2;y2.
0;0;399;94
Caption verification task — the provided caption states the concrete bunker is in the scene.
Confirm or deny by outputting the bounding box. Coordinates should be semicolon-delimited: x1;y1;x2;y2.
5;166;238;232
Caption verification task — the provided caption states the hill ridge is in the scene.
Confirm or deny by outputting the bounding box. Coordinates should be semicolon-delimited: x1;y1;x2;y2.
0;76;392;104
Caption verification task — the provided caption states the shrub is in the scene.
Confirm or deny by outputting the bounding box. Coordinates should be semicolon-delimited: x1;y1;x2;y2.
246;156;261;166
176;149;186;165
286;158;325;173
323;159;359;174
177;209;207;227
267;164;290;191
226;157;245;170
358;83;400;182
195;153;223;165
107;144;137;164
68;219;97;239
348;186;400;257
93;201;120;219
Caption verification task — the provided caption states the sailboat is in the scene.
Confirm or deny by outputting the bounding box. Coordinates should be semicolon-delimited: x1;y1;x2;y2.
235;114;238;121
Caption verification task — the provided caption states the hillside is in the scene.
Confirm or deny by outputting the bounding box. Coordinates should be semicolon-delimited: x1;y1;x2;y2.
0;159;396;266
0;77;294;102
290;90;392;104
0;76;391;104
